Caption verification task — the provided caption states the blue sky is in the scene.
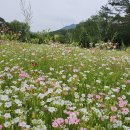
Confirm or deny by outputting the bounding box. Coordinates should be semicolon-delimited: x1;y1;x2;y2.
0;0;107;32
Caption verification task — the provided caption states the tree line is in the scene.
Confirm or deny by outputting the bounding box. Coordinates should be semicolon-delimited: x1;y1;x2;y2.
0;18;52;44
0;0;130;48
51;0;130;48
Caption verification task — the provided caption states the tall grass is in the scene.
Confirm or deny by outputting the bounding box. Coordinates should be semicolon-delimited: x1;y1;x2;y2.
0;41;130;130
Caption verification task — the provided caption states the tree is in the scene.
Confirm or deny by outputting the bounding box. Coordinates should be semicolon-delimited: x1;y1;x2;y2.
107;0;130;46
8;20;30;42
20;0;33;26
108;0;130;24
0;17;6;26
0;17;8;33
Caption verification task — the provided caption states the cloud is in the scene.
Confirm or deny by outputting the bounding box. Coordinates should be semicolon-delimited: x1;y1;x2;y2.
0;0;107;31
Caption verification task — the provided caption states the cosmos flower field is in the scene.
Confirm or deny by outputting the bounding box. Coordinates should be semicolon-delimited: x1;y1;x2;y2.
0;42;130;130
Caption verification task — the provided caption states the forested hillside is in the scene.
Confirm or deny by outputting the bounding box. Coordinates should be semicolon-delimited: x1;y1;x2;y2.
51;0;130;47
1;0;130;48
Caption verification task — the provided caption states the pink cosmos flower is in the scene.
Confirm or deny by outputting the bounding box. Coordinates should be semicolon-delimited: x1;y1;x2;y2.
110;116;117;123
66;111;72;115
125;80;130;84
52;122;59;128
111;106;118;112
111;57;116;61
67;117;80;125
65;117;80;125
118;100;127;108
19;71;29;78
52;118;64;128
68;107;75;111
118;97;123;101
74;118;80;124
66;111;79;116
112;88;120;93
36;76;44;83
122;108;129;115
0;125;2;130
96;95;101;99
55;118;64;124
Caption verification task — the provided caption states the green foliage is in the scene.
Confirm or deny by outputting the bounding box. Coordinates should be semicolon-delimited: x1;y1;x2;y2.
1;0;130;47
0;17;52;44
51;0;130;48
29;38;39;44
8;20;30;42
53;34;66;43
0;18;31;42
95;41;118;50
35;30;52;44
0;42;130;129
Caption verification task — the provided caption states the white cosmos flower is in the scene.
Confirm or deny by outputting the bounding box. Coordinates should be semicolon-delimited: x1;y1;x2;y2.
1;95;9;101
19;122;27;127
7;73;13;79
74;92;79;98
48;107;57;113
123;125;130;130
80;97;85;102
46;98;53;103
5;89;12;94
38;93;45;99
82;115;89;122
41;101;45;106
96;80;101;83
5;102;12;108
62;75;66;79
15;109;23;114
63;86;70;91
125;117;130;121
0;80;4;85
50;67;54;71
81;94;86;98
12;117;20;124
105;96;110;100
69;113;77;118
4;121;11;128
122;95;126;99
113;120;122;128
79;108;88;114
4;113;11;119
104;86;109;89
14;99;22;106
55;89;62;94
47;88;53;94
0;102;2;106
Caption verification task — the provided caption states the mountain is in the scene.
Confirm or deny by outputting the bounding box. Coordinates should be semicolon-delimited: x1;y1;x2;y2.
62;24;76;30
0;17;7;26
50;24;76;35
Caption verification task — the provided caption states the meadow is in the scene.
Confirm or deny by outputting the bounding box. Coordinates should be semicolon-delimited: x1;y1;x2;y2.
0;41;130;130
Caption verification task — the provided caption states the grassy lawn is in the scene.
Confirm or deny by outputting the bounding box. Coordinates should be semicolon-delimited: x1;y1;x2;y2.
0;41;130;130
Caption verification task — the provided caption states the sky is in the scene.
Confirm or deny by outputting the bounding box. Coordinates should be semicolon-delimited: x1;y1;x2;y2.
0;0;108;32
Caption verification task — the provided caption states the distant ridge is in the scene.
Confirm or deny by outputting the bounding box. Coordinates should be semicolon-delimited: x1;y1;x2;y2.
50;24;76;34
62;24;76;30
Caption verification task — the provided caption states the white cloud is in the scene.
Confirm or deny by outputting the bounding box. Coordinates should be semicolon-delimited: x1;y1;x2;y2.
0;0;107;32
